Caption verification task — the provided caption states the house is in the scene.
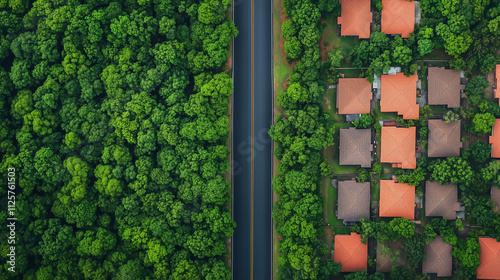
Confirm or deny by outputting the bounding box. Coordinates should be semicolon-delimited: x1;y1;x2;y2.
490;119;500;158
337;180;370;223
337;78;373;115
427;119;463;157
339;128;373;168
376;239;405;272
427;67;463;108
492;186;500;213
334;233;368;272
379;180;415;219
423;237;453;277
425;182;461;220
380;72;419;119
380;126;416;169
381;0;415;38
337;0;373;39
477;237;500;279
495;65;500;106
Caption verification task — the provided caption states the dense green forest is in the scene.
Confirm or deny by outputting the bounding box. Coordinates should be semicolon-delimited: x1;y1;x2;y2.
0;0;236;279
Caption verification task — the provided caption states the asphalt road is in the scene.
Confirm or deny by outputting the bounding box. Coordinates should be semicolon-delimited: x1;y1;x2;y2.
233;0;272;279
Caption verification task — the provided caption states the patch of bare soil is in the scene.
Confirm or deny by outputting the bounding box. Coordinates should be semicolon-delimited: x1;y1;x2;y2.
485;71;495;100
318;19;334;62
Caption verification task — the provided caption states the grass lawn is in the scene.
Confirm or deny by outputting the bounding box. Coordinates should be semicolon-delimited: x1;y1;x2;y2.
326;183;352;236
321;13;359;51
324;123;360;175
375;100;399;120
272;0;289;278
322;88;344;122
371;179;380;202
340;69;364;78
428;105;447;115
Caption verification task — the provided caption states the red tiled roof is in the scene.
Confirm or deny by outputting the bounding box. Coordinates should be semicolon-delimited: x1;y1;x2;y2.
380;180;415;219
381;72;419;119
334;233;368;272
381;0;415;38
380;127;416;169
490;119;500;158
495;65;500;106
477;237;500;280
337;78;373;114
338;0;373;39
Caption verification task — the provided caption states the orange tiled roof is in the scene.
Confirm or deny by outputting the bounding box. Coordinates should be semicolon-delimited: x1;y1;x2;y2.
477;237;500;280
381;0;415;38
338;0;373;39
496;65;500;106
490;119;500;158
334;232;368;272
379;180;415;219
381;127;416;169
381;72;419;119
337;78;373;114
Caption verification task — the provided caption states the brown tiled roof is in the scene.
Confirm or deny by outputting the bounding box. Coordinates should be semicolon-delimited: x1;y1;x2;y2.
492;186;500;213
380;127;416;169
337;78;373;114
334;233;368;272
338;0;373;39
379;180;415;219
423;237;453;277
496;65;500;106
380;72;419;119
477;237;500;279
490;119;500;158
425;181;461;220
339;128;373;168
337;180;370;222
427;119;463;157
427;67;463;108
381;0;415;38
376;239;405;272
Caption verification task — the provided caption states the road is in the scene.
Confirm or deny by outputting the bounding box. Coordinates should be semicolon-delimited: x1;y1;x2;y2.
233;0;273;279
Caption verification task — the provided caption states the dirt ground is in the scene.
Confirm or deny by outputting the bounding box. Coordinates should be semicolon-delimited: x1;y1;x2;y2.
318;18;335;62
